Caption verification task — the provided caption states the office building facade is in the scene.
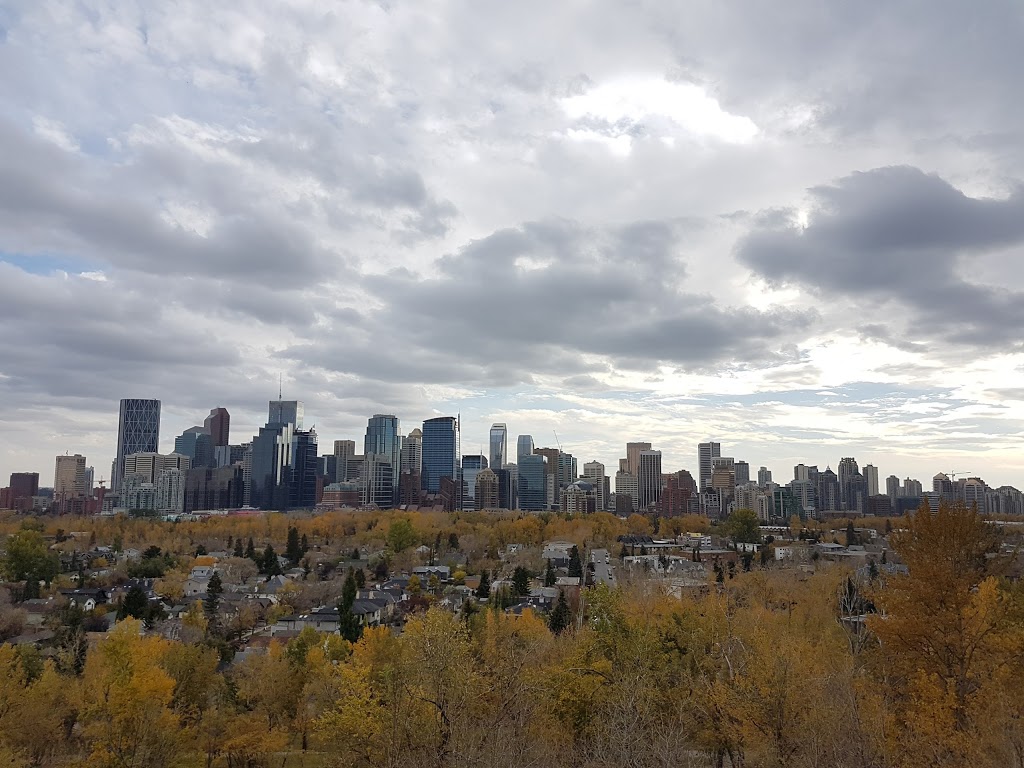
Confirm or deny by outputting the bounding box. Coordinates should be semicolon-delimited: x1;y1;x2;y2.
489;423;508;474
421;417;458;495
114;398;161;491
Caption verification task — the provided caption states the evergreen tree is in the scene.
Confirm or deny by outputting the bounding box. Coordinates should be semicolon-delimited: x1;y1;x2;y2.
619;544;629;560
337;568;362;643
262;545;282;576
117;585;150;621
285;526;302;565
881;549;888;565
195;544;207;557
548;590;571;635
742;552;753;572
448;532;460;550
475;570;491;599
233;538;244;558
351;547;360;560
544;561;556;587
204;571;224;631
355;568;366;589
568;546;583;578
245;537;257;562
846;521;858;546
300;533;310;554
512;566;531;596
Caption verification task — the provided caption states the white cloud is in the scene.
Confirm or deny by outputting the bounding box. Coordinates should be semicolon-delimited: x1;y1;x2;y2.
561;76;760;148
32;116;79;153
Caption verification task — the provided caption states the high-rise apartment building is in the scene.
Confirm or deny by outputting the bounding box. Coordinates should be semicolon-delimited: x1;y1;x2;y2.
903;477;923;498
114;399;161;491
863;464;879;497
615;470;639;512
422;417;458;494
698;442;721;490
156;469;186;513
489;424;508;474
122;452;191;484
8;472;39;511
289;430;319;509
734;461;750;487
637;450;663;511
886;474;901;502
582;461;607;512
626;442;652;476
333;440;357;482
757;466;772;486
475;468;499;510
817;467;840;511
837;457;859;510
54;454;87;502
401;430;423;474
269;400;304;429
204;408;230;447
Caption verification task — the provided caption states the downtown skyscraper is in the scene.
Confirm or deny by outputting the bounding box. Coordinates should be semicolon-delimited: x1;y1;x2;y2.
489;423;508;472
421;416;459;494
113;398;161;492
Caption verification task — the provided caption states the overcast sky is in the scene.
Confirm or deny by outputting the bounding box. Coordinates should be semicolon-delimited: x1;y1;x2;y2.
2;1;1023;490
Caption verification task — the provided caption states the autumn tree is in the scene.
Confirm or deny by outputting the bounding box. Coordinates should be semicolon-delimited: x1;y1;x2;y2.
1;529;59;599
723;508;761;545
386;518;417;553
868;501;1022;766
78;620;182;768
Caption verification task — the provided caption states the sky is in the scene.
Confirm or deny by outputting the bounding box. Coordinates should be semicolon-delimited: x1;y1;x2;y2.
1;1;1023;490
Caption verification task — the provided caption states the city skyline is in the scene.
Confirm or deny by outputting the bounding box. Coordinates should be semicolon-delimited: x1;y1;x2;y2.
2;4;1024;491
1;394;1020;494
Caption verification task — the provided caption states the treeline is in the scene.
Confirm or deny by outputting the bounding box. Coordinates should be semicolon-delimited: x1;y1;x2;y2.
1;502;1023;767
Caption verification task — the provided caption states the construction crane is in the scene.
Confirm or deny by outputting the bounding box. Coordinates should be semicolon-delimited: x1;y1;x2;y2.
947;470;972;481
553;430;563;452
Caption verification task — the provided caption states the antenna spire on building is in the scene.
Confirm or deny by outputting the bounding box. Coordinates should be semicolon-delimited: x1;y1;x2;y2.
278;373;283;400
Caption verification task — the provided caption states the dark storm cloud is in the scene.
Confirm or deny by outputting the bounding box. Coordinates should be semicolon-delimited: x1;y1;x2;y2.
737;166;1024;350
280;218;816;387
0;265;245;401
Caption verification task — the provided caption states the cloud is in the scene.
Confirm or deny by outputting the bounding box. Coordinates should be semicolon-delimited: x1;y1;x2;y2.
1;1;1024;488
737;166;1024;350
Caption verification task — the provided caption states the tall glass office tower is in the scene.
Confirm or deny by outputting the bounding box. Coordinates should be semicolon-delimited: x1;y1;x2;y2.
114;398;161;491
489;423;507;474
421;416;459;494
517;453;547;511
516;434;535;462
364;415;401;507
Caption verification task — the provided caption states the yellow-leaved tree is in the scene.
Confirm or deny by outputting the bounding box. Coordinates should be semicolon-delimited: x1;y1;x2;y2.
78;619;182;768
868;501;1024;767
